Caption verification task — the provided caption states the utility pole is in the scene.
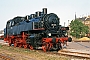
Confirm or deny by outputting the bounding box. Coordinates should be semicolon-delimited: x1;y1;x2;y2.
75;12;76;20
64;22;65;27
68;20;69;26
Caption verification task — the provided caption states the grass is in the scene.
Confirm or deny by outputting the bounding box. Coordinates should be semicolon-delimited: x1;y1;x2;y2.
0;44;70;60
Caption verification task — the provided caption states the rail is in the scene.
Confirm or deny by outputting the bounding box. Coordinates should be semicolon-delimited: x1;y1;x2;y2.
73;40;90;42
0;53;14;60
58;49;90;59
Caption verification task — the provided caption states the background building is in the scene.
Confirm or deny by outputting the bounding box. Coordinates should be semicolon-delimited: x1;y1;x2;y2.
76;15;90;32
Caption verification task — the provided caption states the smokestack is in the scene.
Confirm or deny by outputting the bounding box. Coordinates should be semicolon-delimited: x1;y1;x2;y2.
64;22;65;27
42;8;47;14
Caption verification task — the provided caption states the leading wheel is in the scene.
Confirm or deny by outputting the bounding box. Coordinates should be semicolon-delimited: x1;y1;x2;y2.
57;42;62;51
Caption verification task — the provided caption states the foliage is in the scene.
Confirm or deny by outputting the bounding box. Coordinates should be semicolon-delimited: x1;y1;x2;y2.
70;20;89;38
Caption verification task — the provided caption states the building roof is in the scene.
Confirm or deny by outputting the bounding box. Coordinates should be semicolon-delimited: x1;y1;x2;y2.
86;18;90;21
77;17;86;21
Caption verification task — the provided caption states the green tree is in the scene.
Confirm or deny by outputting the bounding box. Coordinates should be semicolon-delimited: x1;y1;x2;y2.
70;20;89;38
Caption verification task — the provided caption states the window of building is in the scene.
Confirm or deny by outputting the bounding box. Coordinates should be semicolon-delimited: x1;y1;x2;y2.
85;21;89;24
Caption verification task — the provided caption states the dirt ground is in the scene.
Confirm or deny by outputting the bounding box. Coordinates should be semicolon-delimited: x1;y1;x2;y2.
0;40;90;60
0;46;37;60
67;42;90;51
0;45;69;60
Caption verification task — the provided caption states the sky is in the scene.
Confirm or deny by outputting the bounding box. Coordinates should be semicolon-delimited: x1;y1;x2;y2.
0;0;90;30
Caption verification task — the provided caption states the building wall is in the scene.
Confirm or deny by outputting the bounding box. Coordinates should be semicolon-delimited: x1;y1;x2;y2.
79;17;90;32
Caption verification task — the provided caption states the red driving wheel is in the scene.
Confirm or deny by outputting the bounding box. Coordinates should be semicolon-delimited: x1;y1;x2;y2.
42;45;47;52
19;44;22;48
29;45;33;50
42;42;49;52
14;42;18;47
23;45;27;49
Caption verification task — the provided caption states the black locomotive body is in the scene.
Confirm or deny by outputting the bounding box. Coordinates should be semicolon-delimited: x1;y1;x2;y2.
4;8;72;51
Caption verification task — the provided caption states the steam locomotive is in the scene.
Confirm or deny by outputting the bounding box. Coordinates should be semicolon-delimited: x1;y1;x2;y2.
4;8;72;52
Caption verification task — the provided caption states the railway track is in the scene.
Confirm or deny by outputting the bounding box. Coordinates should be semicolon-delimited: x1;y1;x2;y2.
73;40;90;42
0;40;90;59
57;49;90;59
36;48;90;59
0;53;14;60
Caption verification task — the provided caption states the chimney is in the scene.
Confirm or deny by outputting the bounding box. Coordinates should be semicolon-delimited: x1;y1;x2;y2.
42;8;47;14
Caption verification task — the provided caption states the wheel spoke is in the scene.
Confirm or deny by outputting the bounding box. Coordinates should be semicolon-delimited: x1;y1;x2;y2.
8;43;11;46
14;43;17;47
42;42;49;52
42;46;47;52
48;43;53;50
58;42;62;50
29;45;33;50
19;44;22;48
8;39;11;46
23;45;27;49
